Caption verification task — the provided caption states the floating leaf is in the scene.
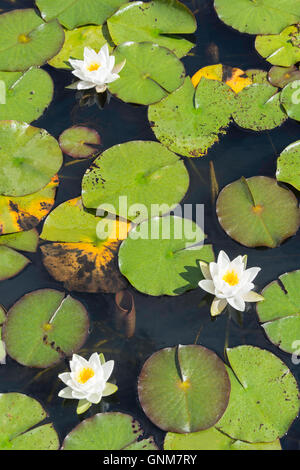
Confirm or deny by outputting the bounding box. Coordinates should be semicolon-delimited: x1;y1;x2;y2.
0;230;39;281
216;176;300;248
0;9;64;71
257;270;300;354
0;305;6;363
138;345;230;433
0;229;39;253
48;25;108;69
119;215;215;296
217;346;300;442
245;68;268;85
108;42;185;105
0;121;62;197
59;126;101;159
276;140;300;191
255;26;300;67
232;83;287;131
269;65;300;88
36;0;125;30
280;80;300;121
3;289;89;368
214;0;300;35
107;0;196;59
0;68;54;123
62;412;157;450
148;77;234;158
0;393;59;450
41;197;130;293
0;175;59;235
191;64;252;93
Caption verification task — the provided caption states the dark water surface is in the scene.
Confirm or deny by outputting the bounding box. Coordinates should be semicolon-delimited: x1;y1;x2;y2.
1;0;300;450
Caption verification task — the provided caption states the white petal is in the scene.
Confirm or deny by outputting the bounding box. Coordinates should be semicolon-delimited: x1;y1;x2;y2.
108;55;115;71
102;382;118;397
87;392;102;404
84;47;97;62
113;59;126;74
199;261;211;279
89;352;101;370
198;279;216;295
243;291;264;302
209;262;218;278
105;73;120;84
72;390;88;400
77;81;96;90
102;360;114;381
58;372;71;386
217;250;230;267
227;296;245;311
100;43;110;60
58;387;74;399
211;297;227;317
69;58;84;69
244;267;261;283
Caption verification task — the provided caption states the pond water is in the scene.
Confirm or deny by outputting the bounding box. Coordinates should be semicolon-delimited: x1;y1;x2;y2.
0;0;300;450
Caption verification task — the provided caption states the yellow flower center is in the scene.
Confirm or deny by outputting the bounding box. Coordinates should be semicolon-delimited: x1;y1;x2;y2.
223;270;239;286
77;367;95;384
18;34;31;44
178;379;191;391
87;62;101;72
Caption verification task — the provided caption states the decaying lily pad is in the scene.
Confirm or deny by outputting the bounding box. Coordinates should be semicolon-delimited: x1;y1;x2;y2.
107;0;196;58
255;26;300;67
82;141;189;220
3;288;89;368
0;393;59;450
0;121;63;197
214;0;300;35
108;42;185;105
59;126;101;159
62;412;157;450
0;9;64;71
217;346;300;442
280;80;300;121
0;229;39;281
216;176;300;248
232;83;287;131
257;270;300;354
269;65;300;88
0;68;54;123
118;215;215;296
276;140;300;191
138;345;230;433
148;77;234;157
41;197;130;293
191;64;252;93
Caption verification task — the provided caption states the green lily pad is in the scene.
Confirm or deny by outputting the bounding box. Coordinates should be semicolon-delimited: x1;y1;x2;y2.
164;429;281;450
268;65;300;88
36;0;125;30
0;229;39;252
0;68;54;123
217;346;300;442
62;412;157;450
0;9;64;71
257;270;300;354
0;121;63;197
138;345;230;433
82;141;189;220
0;393;59;450
119;215;215;296
0;229;39;281
107;0;196;59
245;69;268;85
216;176;300;248
214;0;300;35
148;77;234;158
0;306;6;363
276;140;300;190
48;25;107;69
255;26;300;67
280;80;300;121
59;126;101;159
3;289;89;368
232;83;287;131
108;42;185;105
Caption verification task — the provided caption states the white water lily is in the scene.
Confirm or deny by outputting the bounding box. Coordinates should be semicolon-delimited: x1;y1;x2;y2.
58;353;116;404
199;250;263;316
68;44;125;93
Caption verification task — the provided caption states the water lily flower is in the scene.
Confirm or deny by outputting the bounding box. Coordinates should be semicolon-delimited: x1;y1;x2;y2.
68;44;125;93
58;353;116;404
199;250;263;316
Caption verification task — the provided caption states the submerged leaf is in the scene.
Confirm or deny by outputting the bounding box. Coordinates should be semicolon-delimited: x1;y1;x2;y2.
268;65;300;88
59;126;101;159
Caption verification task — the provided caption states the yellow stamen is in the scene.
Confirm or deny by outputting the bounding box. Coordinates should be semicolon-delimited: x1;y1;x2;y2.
18;34;31;44
77;367;95;384
87;62;101;72
223;270;239;286
252;204;263;214
178;379;191;391
43;323;53;332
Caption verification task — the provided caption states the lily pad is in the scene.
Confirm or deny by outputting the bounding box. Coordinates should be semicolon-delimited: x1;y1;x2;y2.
216;176;300;248
191;64;252;93
119;215;215;296
257;270;300;354
245;69;269;85
48;25;107;69
217;346;300;442
107;0;196;59
0;121;63;197
3;289;89;368
108;42;185;105
255;26;300;67
0;229;39;252
59;126;101;159
0;393;59;450
276;140;300;191
0;229;39;281
62;412;157;450
0;9;64;71
148;77;234;157
0;175;59;235
138;345;230;433
164;429;281;450
280;80;300;121
0;306;6;363
41;197;130;293
232;83;287;131
214;0;300;35
0;68;54;123
268;65;300;88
